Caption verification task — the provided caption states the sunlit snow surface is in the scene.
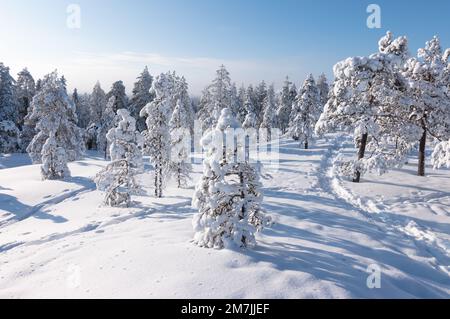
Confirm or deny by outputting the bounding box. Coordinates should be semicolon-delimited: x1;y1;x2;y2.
0;138;449;298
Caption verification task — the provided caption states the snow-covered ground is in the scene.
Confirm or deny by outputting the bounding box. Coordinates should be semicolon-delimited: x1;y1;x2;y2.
0;137;449;298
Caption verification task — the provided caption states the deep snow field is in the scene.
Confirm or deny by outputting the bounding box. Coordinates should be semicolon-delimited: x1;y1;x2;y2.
0;135;449;298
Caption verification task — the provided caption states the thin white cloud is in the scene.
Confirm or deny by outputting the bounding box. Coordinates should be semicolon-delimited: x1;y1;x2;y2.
3;50;332;95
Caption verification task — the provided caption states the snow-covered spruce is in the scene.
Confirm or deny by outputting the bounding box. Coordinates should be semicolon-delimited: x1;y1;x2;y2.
242;89;257;130
0;63;18;125
84;82;107;150
106;80;128;113
16;68;36;130
169;99;193;188
40;132;70;180
260;84;277;141
0;120;21;153
16;68;37;151
72;89;91;129
0;63;21;153
192;108;270;249
97;96;118;159
129;66;154;132
276;76;297;134
197;65;233;130
140;72;173;198
95;109;143;207
288;74;321;149
26;71;84;164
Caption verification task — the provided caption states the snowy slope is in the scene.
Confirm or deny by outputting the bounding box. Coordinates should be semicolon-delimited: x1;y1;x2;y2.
0;138;449;298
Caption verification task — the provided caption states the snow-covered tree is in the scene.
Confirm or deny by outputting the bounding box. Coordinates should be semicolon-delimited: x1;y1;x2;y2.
229;83;241;120
129;66;154;132
89;82;107;126
15;68;36;129
197;65;233;130
0;120;21;153
95;109;144;207
236;85;247;124
0;63;20;153
254;81;267;126
169;99;193;188
260;84;277;141
97;96;118;159
106;80;128;113
288;74;321;149
140;72;173;198
192;108;270;249
432;140;450;169
26;71;84;164
242;88;257;129
40;132;70;180
276;77;295;134
84;82;107;150
316;32;413;182
316;73;329;108
402;36;450;176
173;75;195;134
73;89;90;129
0;63;18;124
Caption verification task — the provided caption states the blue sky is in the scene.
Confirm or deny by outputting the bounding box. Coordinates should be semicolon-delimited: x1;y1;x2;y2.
0;0;449;94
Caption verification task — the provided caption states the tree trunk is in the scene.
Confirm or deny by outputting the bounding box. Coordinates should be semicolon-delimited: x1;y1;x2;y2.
304;141;309;150
154;162;159;197
177;163;181;189
239;171;245;219
353;133;368;183
418;129;426;177
158;166;163;198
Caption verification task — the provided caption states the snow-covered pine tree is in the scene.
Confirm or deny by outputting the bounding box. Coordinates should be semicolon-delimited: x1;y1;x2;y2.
106;80;128;113
197;65;233;130
84;82;107;150
197;86;214;131
316;73;329;108
432;139;450;169
72;89;90;129
97;96;118;159
316;32;413;182
192;108;270;249
169;99;193;188
95;109;144;207
16;68;36;130
230;83;241;120
129;66;154;132
26;71;84;164
173;75;195;134
237;85;247;124
254;81;268;127
140;72;173;198
40;132;70;180
242;88;257;130
402;36;450;176
260;84;277;141
0;63;20;153
89;81;106;126
0;120;21;153
288;74;321;149
0;63;18;124
276;76;294;134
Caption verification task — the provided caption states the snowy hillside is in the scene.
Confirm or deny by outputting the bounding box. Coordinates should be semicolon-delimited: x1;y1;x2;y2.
1;136;449;299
